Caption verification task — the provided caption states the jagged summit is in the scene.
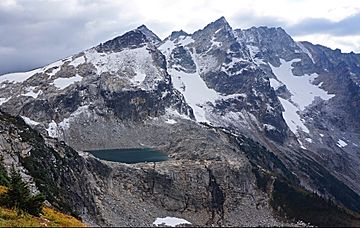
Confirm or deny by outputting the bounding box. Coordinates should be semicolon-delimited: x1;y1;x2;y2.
168;30;189;40
197;16;232;34
213;16;229;26
136;24;162;45
95;25;161;52
95;29;148;52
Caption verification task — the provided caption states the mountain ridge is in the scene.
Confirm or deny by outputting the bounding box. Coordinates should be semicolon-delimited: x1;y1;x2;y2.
0;16;360;226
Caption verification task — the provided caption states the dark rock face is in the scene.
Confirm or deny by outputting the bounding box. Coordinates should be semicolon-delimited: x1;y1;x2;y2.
96;30;148;52
137;25;162;46
0;110;105;224
169;46;196;73
100;82;193;121
169;30;189;40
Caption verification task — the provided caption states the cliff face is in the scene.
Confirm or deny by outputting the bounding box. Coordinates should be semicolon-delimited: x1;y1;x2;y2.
1;110;360;226
0;109;286;226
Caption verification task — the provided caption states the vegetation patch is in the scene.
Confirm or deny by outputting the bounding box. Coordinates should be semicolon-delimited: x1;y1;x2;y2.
271;178;360;227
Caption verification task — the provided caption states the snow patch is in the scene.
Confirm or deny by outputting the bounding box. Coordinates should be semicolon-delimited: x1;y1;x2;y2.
153;217;191;227
159;39;176;58
270;59;335;135
247;45;266;65
337;139;348;148
159;36;194;59
53;74;83;90
247;45;259;59
46;120;59;138
133;72;146;84
269;78;283;90
177;36;195;46
0;68;42;84
264;124;276;131
22;87;42;98
85;46;161;89
270;59;335;110
169;66;218;123
21;116;40;126
69;55;86;68
46;106;91;138
211;36;222;48
165;108;191;120
297;139;307;150
305;138;313;143
221;93;247;100
165;119;177;125
297;42;315;63
45;60;63;78
0;97;11;105
48;67;61;78
59;105;91;131
278;97;309;134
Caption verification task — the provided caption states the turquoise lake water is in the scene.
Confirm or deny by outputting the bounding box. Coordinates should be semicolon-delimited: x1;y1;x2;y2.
87;148;168;164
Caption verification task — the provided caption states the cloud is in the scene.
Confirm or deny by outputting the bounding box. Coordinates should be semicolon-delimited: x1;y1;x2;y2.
0;0;143;74
287;12;360;36
0;0;360;75
229;12;287;29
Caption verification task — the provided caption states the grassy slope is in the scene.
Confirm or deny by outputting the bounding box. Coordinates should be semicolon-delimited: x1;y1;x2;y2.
0;186;86;227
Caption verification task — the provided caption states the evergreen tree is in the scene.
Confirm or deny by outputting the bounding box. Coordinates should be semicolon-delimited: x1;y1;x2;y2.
0;157;9;187
6;165;31;214
0;164;45;216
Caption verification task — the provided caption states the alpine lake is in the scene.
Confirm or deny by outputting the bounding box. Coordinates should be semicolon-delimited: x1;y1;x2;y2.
86;148;168;164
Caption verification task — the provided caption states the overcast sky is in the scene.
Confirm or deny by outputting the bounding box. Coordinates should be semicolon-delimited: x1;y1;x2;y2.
1;0;360;75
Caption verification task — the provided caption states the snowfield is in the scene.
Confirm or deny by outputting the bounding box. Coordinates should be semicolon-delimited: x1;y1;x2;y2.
21;116;40;126
53;74;83;90
84;46;163;90
153;217;191;227
337;139;348;148
0;68;42;84
270;58;335;135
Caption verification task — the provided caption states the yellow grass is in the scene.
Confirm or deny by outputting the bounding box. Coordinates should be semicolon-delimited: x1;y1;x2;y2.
42;207;86;227
0;186;86;227
0;186;7;195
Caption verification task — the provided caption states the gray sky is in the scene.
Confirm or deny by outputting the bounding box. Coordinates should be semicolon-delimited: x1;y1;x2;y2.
1;0;360;75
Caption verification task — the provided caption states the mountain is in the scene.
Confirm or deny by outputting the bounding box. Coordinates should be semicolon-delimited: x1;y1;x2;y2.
0;17;360;226
158;17;360;207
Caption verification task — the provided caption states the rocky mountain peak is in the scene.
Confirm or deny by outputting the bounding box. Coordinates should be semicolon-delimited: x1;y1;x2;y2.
236;26;294;47
234;25;309;67
191;16;235;54
201;16;232;34
95;29;148;52
168;30;189;41
213;16;230;27
136;24;162;46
